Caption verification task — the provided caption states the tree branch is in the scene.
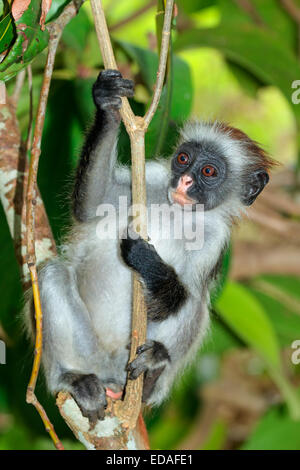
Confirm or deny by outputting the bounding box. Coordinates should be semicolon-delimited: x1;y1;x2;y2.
279;0;300;59
144;2;174;128
234;0;265;26
280;0;300;24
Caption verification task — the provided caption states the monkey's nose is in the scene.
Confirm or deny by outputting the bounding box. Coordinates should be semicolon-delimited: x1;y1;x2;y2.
178;175;193;193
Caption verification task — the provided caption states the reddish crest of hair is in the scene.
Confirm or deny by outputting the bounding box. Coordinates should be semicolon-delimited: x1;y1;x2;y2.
218;122;276;171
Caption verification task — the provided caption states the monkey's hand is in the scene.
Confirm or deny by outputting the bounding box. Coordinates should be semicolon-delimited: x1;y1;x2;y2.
120;229;160;278
92;69;134;111
120;229;187;321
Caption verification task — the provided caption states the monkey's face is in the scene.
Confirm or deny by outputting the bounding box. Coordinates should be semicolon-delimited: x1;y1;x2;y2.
169;140;231;211
169;139;270;211
168;122;273;211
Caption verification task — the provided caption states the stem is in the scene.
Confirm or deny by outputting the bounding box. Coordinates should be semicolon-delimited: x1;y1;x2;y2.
12;70;26;106
269;367;300;421
234;0;264;26
144;1;174;128
280;0;300;24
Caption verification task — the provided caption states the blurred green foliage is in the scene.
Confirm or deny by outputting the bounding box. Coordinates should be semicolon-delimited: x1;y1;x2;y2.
1;0;300;450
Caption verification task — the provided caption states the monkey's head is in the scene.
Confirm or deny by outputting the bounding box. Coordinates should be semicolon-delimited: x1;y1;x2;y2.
169;121;275;211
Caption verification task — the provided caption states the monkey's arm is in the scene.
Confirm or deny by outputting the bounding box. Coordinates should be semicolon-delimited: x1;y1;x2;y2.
72;70;134;222
120;231;187;321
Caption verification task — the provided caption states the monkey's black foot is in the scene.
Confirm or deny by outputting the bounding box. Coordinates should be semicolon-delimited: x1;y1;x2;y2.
120;228;159;274
93;69;134;110
61;372;107;427
126;340;170;380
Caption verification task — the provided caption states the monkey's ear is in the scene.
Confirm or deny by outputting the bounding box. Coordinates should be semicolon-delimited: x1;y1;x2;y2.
242;169;269;206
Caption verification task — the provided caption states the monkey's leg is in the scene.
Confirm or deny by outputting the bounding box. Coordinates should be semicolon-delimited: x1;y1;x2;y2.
38;259;107;424
120;231;187;321
72;69;134;222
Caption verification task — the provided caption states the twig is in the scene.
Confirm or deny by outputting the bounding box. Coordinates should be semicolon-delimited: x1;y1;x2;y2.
144;2;173;127
12;70;26;106
25;65;33;154
280;0;300;24
25;0;83;450
280;0;300;59
234;0;265;26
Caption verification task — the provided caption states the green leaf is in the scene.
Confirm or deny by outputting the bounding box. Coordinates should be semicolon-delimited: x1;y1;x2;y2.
217;0;251;24
248;275;300;347
216;282;281;369
201;418;227;450
174;23;300;124
0;13;15;55
211;244;231;304
250;288;300;347
118;41;193;119
216;282;300;419
201;315;242;355
0;0;49;81
117;41;157;90
61;3;91;53
258;275;300;301
251;0;297;49
227;62;264;98
45;0;72;23
177;0;217;14
241;403;300;450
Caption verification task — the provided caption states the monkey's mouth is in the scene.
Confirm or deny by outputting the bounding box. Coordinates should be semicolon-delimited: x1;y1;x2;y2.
170;190;197;207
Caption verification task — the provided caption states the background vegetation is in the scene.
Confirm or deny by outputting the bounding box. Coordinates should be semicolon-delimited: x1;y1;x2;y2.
1;0;300;450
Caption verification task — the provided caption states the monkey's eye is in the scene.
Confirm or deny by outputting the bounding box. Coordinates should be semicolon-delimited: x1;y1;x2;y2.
177;153;190;165
202;165;217;177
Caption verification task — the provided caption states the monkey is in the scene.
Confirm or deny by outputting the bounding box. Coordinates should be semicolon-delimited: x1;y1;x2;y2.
25;69;274;425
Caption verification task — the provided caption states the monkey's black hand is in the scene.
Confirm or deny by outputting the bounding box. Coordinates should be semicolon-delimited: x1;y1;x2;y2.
120;229;160;278
121;229;187;321
92;69;134;111
126;340;170;380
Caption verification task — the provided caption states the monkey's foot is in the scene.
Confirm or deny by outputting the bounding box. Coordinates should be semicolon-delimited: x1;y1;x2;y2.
61;372;107;427
126;340;170;380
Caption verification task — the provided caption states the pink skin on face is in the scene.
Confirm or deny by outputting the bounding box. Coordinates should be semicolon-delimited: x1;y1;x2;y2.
171;174;196;206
